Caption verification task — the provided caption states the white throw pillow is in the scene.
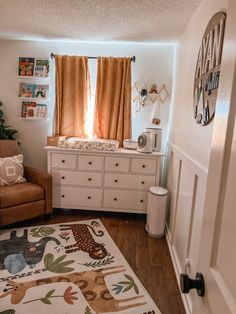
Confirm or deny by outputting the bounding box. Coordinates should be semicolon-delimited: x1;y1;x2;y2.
0;154;26;186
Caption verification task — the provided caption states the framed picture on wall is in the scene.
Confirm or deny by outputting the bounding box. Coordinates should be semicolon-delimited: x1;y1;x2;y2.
18;57;49;77
21;101;37;118
34;59;49;77
18;57;34;76
19;83;49;99
19;82;35;98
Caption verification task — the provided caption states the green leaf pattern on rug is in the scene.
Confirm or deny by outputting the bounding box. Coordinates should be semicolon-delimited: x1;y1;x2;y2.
84;306;93;314
44;253;74;273
80;256;114;268
0;310;15;314
30;226;55;237
23;286;78;305
112;274;139;295
59;231;70;242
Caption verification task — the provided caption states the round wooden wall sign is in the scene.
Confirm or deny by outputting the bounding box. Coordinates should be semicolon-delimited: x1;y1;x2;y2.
193;12;226;125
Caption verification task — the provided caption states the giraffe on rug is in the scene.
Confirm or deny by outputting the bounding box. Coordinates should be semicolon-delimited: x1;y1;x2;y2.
59;223;109;260
0;266;146;313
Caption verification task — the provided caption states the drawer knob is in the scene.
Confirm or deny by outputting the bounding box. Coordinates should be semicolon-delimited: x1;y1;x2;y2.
115;163;119;167
62;176;65;180
62;160;65;163
61;195;65;198
88;178;92;181
88;196;92;200
142;165;146;168
114;179;118;183
88;161;92;165
140;199;144;203
141;181;145;184
114;198;117;201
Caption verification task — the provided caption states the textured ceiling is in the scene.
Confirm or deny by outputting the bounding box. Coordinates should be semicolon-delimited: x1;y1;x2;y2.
0;0;201;42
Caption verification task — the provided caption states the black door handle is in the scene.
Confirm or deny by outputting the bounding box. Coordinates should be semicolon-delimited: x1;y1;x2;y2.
180;273;205;297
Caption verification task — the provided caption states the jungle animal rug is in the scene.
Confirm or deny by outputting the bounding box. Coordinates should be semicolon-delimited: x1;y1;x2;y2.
0;219;161;314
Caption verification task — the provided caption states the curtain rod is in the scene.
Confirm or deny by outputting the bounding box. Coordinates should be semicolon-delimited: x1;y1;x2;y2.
50;53;136;62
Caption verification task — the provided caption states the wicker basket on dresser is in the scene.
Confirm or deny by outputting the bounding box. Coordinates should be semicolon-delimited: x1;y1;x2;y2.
45;147;163;214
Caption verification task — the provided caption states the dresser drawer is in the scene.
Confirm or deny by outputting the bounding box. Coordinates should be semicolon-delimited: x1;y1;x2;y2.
52;170;102;187
103;189;147;211
104;157;130;172
53;186;102;207
51;153;77;169
78;155;103;171
104;173;155;190
131;158;157;174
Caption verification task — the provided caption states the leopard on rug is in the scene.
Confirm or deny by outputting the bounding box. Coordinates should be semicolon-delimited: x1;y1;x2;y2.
0;219;161;314
59;223;109;259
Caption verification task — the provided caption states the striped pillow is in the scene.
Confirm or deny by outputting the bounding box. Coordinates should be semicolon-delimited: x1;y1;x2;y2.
0;154;26;186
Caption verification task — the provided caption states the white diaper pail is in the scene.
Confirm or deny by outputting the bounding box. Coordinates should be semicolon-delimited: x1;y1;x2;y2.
146;186;168;238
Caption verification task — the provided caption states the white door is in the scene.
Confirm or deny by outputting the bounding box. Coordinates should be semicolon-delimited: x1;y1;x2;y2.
191;1;236;313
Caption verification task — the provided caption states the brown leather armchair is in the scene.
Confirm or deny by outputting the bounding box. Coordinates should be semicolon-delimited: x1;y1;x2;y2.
0;140;52;226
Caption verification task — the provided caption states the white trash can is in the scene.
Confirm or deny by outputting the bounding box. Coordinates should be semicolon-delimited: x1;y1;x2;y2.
146;186;168;238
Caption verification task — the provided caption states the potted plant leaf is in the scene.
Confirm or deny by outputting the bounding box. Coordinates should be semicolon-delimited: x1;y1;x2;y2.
0;101;18;140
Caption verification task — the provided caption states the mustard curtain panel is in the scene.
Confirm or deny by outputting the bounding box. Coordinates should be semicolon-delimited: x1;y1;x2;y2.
54;55;90;137
93;57;132;145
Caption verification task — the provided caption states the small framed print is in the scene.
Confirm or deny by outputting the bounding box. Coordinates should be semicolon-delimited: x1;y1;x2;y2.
158;85;169;103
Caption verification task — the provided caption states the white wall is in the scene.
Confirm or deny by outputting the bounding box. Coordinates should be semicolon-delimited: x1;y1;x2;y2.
0;40;174;170
166;0;228;313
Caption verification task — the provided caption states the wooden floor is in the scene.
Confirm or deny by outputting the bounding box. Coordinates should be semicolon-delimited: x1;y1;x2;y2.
4;209;185;314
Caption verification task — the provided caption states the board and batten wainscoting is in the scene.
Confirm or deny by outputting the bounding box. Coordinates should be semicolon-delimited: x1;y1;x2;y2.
166;143;208;314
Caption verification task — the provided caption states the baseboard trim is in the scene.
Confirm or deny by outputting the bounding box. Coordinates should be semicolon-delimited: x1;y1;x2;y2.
165;227;192;314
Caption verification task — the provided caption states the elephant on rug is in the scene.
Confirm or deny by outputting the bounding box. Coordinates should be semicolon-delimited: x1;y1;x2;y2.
0;229;61;274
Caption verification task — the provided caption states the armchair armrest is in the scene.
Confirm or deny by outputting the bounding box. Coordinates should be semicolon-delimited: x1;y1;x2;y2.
24;165;52;216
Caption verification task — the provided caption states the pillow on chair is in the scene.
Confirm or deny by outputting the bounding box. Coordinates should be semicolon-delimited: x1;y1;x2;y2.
0;154;26;186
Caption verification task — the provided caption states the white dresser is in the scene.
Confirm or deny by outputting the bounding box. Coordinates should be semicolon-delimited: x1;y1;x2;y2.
45;146;163;214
